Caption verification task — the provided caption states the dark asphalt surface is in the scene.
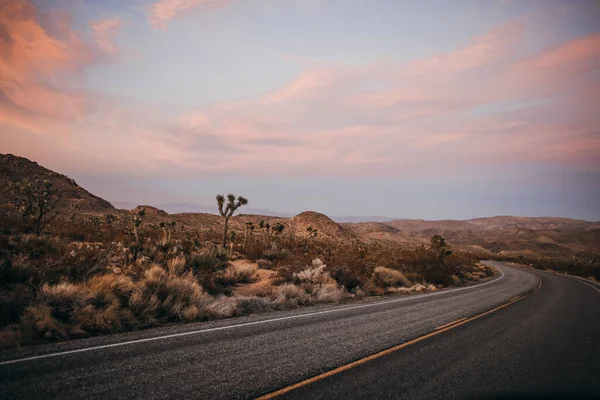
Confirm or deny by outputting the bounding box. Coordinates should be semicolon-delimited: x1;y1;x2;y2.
282;266;600;400
1;263;596;399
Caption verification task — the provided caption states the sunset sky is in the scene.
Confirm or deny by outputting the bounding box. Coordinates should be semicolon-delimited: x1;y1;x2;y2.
1;0;599;220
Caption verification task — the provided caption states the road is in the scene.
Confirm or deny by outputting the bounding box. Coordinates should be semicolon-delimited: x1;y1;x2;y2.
0;263;598;399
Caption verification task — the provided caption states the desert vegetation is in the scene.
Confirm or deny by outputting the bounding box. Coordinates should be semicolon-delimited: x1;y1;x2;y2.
0;181;492;349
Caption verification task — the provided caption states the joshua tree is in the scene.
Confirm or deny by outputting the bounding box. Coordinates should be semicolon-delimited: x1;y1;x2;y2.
131;208;145;262
14;176;61;236
271;222;285;235
89;216;101;227
69;203;81;223
104;213;117;228
216;194;248;247
157;220;176;248
306;226;318;240
229;231;237;255
430;234;453;260
244;222;255;248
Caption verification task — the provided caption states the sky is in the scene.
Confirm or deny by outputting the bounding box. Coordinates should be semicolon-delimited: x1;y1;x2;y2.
1;0;599;220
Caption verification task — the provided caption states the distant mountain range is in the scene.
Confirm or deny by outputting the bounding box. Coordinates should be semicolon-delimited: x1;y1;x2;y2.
2;153;599;259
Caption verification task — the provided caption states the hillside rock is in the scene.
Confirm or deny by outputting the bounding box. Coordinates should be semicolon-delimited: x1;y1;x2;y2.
0;153;114;212
290;211;356;240
134;205;168;217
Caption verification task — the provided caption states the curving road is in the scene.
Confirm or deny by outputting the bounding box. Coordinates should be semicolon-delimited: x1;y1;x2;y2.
0;263;598;399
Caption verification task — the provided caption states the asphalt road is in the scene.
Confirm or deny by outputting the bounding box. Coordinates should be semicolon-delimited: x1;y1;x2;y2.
0;263;597;399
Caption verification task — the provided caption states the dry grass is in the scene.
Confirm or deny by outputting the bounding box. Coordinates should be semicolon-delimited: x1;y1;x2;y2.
130;264;212;324
293;258;331;284
1;206;497;349
224;262;257;284
373;266;411;287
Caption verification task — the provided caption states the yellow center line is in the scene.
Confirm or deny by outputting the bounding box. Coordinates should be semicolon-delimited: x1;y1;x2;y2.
256;276;543;400
435;317;467;331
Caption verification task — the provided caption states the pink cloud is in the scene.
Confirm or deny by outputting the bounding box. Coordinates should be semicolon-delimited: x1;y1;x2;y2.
2;6;598;178
0;1;121;135
163;25;600;174
148;0;230;29
91;18;122;55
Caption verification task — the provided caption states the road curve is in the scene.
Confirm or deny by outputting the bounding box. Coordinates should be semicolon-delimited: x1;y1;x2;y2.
1;263;594;399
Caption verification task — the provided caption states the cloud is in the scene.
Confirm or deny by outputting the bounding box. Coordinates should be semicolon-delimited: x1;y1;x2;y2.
148;0;230;29
0;0;113;133
162;24;600;174
91;18;122;55
1;3;598;179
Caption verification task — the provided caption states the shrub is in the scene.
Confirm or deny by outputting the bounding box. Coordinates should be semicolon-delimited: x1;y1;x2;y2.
330;267;362;292
234;296;274;314
129;265;212;324
0;326;21;350
205;296;237;319
293;258;331;284
224;263;256;284
373;266;411;287
256;259;273;269
189;247;230;276
308;283;345;303
271;283;309;308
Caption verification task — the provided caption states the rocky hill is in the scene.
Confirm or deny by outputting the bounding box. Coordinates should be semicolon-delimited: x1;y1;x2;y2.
0;153;114;212
289;211;356;240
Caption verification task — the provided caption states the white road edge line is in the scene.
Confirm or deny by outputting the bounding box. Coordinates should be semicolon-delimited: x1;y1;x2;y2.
571;276;600;294
0;269;506;366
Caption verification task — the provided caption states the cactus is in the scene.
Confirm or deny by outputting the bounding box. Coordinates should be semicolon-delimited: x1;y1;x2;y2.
216;194;248;247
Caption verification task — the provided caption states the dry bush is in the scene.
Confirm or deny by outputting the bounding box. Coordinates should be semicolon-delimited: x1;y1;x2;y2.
234;296;274;314
373;266;411;288
293;258;332;284
256;259;273;269
308;283;345;303
224;263;257;284
451;274;461;286
271;283;310;308
0;326;21;350
167;256;187;275
130;264;212;324
205;296;237;319
20;304;69;342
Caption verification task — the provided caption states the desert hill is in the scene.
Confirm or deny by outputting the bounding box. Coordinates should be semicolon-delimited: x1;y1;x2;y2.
1;154;597;258
0;153;114;212
343;216;600;257
289;211;356;240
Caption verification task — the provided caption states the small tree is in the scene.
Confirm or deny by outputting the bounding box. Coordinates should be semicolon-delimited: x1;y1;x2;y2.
89;216;101;227
271;222;285;235
306;226;318;240
430;234;453;260
69;203;81;223
104;213;117;228
244;222;255;248
131;208;145;262
14;176;61;236
216;194;248;247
